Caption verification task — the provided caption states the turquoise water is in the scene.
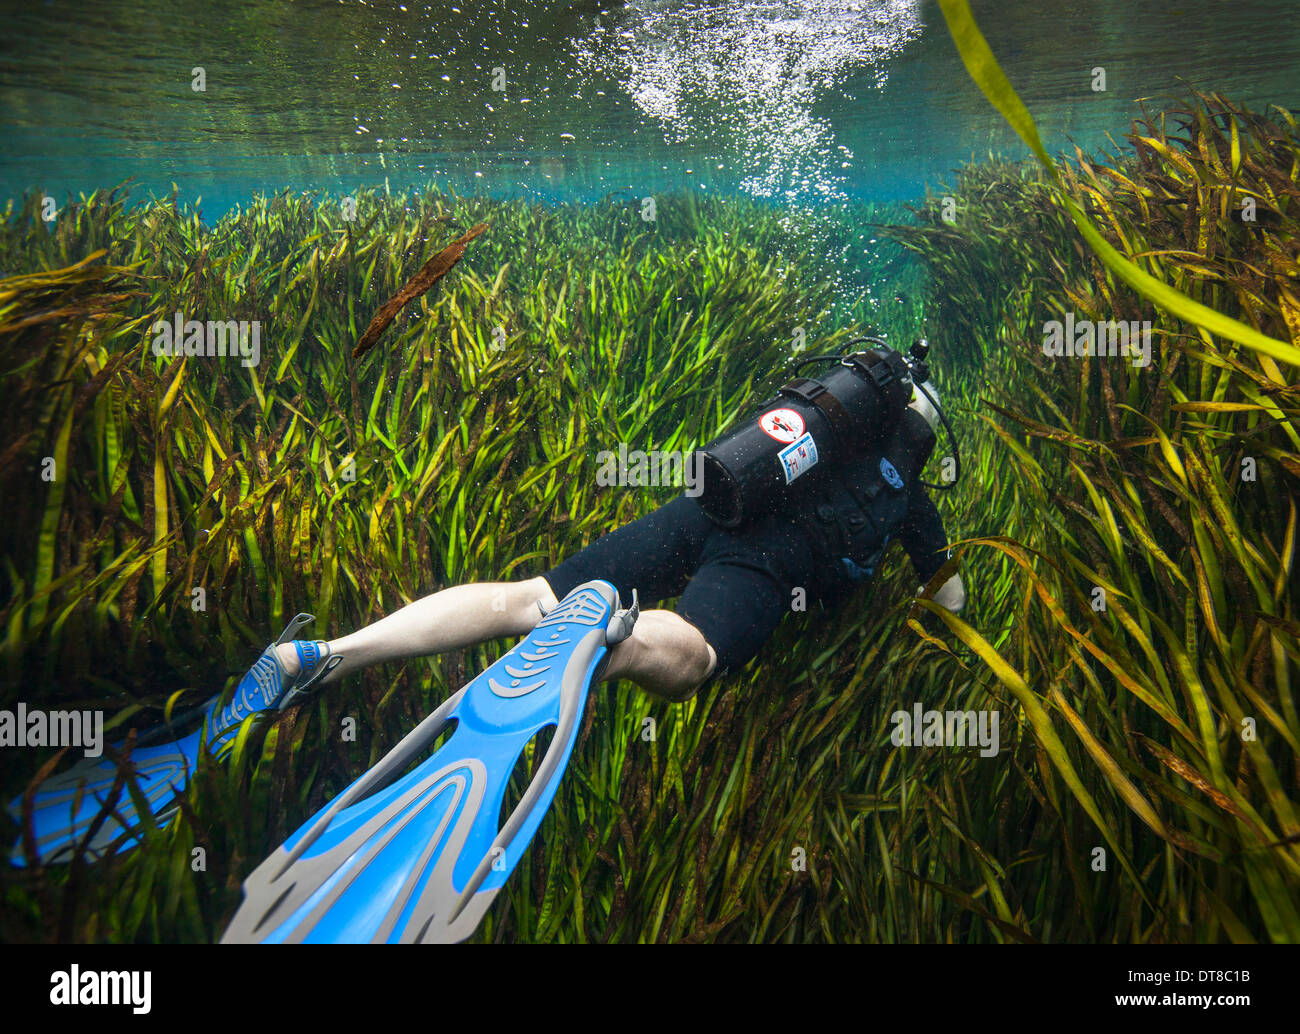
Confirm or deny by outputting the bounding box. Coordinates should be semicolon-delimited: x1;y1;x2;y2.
2;0;1298;215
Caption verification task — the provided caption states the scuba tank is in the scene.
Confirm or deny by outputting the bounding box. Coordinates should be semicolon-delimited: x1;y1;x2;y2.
696;338;957;528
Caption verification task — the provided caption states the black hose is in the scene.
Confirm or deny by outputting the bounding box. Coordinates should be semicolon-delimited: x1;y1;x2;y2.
787;335;889;375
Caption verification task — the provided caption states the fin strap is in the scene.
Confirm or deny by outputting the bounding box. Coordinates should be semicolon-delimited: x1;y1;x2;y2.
275;613;315;646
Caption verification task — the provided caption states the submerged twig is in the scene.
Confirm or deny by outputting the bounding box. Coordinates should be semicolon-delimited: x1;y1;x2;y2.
351;222;489;358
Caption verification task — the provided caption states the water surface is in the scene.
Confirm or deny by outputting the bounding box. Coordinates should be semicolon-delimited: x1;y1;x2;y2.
1;0;1298;213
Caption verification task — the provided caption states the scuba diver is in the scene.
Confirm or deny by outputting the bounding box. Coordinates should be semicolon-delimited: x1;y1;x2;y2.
253;338;967;705
213;337;970;942
14;337;967;942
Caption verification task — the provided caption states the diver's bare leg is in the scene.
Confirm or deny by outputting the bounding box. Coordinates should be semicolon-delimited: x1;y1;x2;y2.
601;609;717;702
278;577;716;701
277;576;558;684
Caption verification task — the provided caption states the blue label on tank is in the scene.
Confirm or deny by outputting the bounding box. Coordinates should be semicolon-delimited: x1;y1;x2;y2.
779;432;818;484
880;457;904;489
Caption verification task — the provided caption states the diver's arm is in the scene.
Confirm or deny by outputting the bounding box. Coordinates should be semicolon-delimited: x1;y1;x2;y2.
899;486;966;613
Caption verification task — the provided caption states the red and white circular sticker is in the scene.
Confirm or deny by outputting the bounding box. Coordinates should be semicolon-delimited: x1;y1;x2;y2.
758;408;805;443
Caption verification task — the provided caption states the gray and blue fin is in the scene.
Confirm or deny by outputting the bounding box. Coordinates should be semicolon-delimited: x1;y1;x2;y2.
8;614;339;866
221;579;635;944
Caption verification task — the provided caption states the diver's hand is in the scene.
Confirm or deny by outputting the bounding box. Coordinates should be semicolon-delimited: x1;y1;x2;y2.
918;573;966;614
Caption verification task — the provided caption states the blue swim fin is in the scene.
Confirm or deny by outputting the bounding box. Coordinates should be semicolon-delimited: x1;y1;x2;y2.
8;614;341;867
221;578;637;944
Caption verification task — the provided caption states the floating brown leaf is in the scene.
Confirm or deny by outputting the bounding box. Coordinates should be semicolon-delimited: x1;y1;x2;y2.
351;222;489;359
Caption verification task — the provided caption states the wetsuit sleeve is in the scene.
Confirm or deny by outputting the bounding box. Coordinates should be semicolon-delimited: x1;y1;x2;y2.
898;483;951;584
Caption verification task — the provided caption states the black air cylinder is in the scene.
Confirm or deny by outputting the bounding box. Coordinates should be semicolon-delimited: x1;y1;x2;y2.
697;346;914;527
894;406;938;480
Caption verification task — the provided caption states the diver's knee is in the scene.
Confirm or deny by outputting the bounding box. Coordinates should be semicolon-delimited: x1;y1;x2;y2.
602;608;716;701
689;641;718;696
658;662;707;702
665;615;717;700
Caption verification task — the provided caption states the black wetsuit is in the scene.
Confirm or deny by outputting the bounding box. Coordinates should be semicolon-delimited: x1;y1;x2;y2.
543;426;952;681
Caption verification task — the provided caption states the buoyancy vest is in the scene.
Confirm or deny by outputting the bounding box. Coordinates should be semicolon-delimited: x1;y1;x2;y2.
804;407;935;582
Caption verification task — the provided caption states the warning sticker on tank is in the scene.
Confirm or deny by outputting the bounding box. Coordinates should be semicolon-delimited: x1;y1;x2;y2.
759;408;805;443
778;432;819;484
